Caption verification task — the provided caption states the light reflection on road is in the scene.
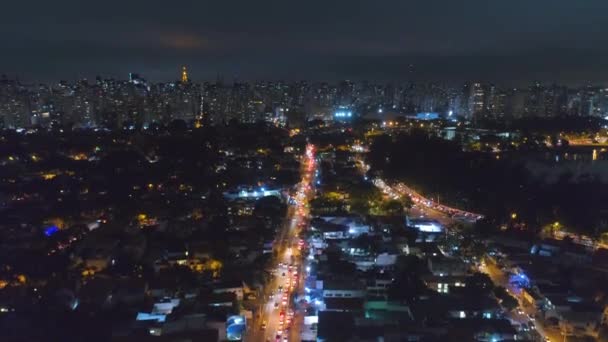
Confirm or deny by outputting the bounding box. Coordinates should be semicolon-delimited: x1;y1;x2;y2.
251;145;316;342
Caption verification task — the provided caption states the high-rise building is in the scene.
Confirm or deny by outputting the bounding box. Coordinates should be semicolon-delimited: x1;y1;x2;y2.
468;83;484;120
181;66;189;83
487;85;507;120
524;82;544;117
597;88;608;118
504;88;526;119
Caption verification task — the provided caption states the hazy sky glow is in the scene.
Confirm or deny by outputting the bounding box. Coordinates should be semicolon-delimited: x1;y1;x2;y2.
3;0;608;83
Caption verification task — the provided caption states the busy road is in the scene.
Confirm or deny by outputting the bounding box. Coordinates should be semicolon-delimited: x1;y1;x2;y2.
373;178;483;223
354;154;482;223
248;144;316;342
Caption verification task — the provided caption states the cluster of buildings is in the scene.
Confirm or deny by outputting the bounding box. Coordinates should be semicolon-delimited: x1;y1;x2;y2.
1;90;608;341
301;132;608;341
300;208;608;341
299;211;529;341
0;123;309;340
485;232;608;341
295;138;521;341
3;72;608;130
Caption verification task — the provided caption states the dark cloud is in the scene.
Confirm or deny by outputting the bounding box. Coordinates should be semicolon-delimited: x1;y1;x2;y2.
3;0;608;83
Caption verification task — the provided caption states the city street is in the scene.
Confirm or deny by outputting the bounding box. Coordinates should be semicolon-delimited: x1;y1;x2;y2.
248;145;317;342
374;177;483;223
355;154;482;224
480;259;560;342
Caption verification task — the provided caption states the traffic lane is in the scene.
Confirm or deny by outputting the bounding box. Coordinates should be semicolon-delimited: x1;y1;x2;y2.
253;214;297;340
262;273;280;340
290;258;306;341
266;247;296;340
250;244;286;338
265;275;286;341
267;264;287;339
394;183;482;219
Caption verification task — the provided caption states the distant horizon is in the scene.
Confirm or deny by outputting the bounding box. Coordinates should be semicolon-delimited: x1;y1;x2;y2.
3;71;608;89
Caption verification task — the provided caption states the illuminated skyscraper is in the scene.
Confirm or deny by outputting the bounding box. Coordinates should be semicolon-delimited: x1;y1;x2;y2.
468;82;485;119
181;66;189;83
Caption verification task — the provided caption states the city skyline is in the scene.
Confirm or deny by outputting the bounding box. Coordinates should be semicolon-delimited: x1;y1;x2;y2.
3;73;608;129
3;0;608;84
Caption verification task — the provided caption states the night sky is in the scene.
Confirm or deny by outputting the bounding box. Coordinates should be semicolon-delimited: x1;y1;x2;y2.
3;0;608;84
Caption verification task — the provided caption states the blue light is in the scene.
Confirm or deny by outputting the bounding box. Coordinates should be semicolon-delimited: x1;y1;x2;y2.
415;112;439;120
334;110;353;119
44;226;59;237
509;272;530;288
136;312;167;322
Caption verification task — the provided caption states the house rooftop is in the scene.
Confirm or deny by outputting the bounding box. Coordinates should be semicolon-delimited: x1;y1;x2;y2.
317;311;355;341
446;318;517;340
324;297;364;311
